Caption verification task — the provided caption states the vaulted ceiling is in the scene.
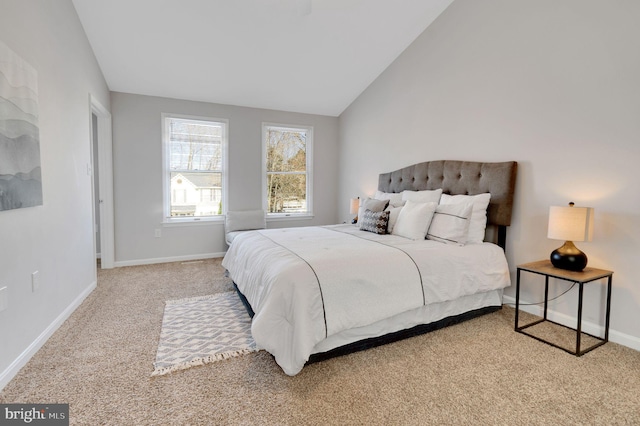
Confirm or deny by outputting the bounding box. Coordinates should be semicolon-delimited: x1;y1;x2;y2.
72;0;454;116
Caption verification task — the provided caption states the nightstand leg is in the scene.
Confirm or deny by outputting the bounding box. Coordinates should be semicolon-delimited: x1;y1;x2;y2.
543;276;549;320
515;268;521;330
604;276;612;342
576;282;584;355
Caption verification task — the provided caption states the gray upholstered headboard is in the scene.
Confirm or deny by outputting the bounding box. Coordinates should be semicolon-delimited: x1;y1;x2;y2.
378;160;517;247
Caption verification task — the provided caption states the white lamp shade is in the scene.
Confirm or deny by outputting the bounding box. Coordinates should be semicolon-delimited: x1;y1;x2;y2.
547;205;594;242
349;198;360;215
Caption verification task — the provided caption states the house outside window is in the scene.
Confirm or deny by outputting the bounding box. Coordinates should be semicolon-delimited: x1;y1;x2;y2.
162;114;227;221
263;123;313;217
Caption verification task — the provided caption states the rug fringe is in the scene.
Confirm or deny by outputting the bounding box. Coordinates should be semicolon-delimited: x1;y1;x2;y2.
151;347;260;377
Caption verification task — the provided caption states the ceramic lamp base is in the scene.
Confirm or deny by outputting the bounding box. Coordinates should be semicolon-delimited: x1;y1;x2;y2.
550;240;587;272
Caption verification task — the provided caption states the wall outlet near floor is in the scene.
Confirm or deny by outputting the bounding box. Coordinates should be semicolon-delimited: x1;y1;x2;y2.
31;271;40;292
0;286;7;312
154;228;162;238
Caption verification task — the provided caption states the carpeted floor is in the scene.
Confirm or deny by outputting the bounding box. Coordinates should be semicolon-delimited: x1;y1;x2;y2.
1;258;639;425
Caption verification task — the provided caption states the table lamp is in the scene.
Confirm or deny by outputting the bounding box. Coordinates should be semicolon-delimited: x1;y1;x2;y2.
350;197;359;224
547;202;594;271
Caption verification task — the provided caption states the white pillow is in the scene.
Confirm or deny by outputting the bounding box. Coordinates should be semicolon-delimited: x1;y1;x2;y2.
440;193;491;244
391;200;437;240
402;189;442;204
427;201;474;246
375;190;404;207
385;206;403;234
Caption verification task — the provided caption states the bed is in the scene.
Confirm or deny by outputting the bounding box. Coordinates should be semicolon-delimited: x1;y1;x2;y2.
222;160;517;376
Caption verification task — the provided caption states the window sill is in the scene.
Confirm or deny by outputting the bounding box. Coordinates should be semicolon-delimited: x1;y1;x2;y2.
162;217;224;227
267;214;314;223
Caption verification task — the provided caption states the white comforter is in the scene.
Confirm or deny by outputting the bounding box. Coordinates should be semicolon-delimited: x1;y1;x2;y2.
221;224;510;375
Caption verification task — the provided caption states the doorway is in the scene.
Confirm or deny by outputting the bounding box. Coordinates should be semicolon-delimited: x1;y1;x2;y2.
92;113;101;262
89;95;114;269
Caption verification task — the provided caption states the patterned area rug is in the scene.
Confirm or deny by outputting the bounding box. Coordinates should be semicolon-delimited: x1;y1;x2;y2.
152;292;259;376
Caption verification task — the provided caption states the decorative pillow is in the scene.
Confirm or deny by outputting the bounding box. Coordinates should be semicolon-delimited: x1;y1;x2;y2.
391;200;437;240
359;209;390;235
402;188;443;204
440;193;491;244
375;190;404;207
357;198;389;223
384;205;403;234
427;201;474;245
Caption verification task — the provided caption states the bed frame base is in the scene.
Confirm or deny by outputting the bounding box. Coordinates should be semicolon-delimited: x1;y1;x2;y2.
234;283;256;318
307;305;501;364
233;283;501;366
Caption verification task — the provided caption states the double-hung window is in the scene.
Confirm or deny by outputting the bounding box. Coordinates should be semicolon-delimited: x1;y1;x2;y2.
263;123;313;217
162;114;227;222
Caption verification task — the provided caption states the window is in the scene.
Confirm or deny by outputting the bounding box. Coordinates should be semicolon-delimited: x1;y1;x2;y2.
162;114;227;221
263;123;313;217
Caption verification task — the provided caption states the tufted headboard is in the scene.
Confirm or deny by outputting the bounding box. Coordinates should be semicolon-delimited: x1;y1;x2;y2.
378;160;517;247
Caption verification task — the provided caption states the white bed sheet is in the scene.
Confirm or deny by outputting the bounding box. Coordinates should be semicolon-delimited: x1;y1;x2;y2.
312;288;503;354
221;224;510;375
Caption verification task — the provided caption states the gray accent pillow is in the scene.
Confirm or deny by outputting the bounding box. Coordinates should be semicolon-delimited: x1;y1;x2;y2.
363;198;389;212
375;190;404;207
357;198;390;223
359;209;390;235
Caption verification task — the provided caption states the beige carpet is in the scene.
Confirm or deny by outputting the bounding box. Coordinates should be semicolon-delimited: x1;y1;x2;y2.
1;258;639;425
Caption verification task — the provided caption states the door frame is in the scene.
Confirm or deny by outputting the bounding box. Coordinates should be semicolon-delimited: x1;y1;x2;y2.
90;95;115;269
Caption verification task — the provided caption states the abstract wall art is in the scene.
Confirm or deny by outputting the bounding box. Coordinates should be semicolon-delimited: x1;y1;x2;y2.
0;40;43;211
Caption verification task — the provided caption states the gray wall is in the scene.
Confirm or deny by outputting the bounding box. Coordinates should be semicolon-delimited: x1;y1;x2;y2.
111;92;339;265
338;0;640;349
0;0;110;386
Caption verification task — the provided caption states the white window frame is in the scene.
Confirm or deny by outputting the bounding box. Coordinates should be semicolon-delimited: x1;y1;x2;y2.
262;122;313;219
162;113;228;224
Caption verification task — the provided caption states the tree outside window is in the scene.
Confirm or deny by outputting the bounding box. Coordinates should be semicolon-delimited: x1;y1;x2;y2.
264;124;312;215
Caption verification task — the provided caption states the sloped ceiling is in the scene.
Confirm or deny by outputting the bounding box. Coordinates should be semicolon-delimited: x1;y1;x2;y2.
72;0;454;116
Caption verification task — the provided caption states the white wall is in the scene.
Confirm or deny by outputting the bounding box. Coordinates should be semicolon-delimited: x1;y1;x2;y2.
111;92;339;265
0;0;110;388
338;0;640;349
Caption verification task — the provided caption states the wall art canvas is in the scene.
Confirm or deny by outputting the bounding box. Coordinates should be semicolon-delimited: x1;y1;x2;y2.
0;40;42;211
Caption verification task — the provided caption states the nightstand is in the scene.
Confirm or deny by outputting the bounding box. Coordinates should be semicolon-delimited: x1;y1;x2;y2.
515;260;613;356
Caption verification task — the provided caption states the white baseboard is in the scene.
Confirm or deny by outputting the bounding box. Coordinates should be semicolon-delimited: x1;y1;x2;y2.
0;280;97;391
503;295;640;352
114;252;226;267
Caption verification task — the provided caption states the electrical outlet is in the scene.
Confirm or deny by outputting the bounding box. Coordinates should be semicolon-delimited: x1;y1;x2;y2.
0;287;7;312
154;228;162;238
31;271;40;292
